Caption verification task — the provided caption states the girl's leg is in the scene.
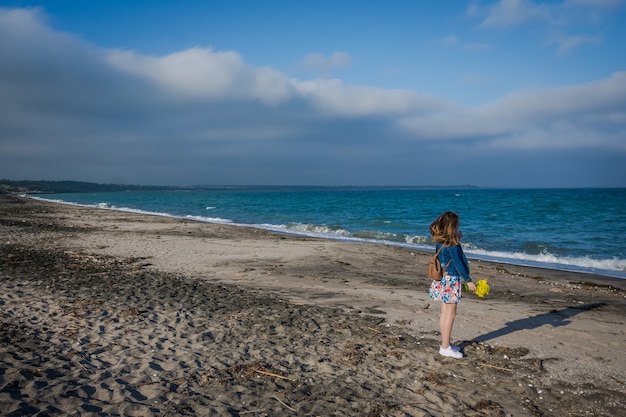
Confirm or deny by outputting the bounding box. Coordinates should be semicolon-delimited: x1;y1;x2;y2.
440;302;457;348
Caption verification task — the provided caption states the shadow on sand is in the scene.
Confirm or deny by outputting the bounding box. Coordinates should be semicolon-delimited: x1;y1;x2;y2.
473;303;606;343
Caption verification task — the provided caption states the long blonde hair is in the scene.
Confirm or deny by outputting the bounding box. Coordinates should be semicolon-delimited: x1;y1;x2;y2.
430;211;460;246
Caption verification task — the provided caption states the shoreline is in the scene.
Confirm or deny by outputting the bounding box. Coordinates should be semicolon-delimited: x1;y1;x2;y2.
25;194;626;282
1;194;625;416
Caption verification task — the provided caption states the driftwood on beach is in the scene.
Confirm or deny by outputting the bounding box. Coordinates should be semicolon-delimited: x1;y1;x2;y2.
1;194;625;416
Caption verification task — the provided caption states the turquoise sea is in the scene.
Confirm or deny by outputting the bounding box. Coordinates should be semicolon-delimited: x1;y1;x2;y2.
32;187;626;279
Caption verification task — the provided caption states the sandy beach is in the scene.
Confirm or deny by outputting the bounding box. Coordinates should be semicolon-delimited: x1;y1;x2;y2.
1;194;624;416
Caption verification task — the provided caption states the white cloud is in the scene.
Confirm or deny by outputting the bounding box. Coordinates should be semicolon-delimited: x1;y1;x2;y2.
106;47;295;105
474;0;624;27
547;33;602;55
442;34;488;51
0;6;48;36
297;52;353;72
296;79;442;116
478;0;552;28
398;71;626;149
104;45;434;118
471;0;622;53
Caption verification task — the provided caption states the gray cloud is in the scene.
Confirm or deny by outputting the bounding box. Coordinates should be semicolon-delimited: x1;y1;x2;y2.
1;7;625;187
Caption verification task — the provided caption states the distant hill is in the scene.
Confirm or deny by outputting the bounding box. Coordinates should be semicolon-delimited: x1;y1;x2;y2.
1;180;482;194
0;180;176;194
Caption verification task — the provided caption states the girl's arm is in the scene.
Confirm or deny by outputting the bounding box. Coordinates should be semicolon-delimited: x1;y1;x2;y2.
449;245;471;282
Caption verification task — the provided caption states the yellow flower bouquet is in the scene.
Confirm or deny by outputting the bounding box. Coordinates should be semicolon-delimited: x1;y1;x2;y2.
464;279;490;298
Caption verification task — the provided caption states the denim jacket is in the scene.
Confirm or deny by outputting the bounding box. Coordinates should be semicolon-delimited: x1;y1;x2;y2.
436;243;472;282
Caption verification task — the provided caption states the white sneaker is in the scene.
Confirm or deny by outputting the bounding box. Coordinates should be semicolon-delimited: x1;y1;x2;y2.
439;345;463;359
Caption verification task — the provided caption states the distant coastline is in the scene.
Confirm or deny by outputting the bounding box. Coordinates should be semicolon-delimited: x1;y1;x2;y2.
0;180;187;194
0;179;481;194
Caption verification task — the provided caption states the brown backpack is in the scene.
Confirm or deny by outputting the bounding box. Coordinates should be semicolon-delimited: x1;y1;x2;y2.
428;245;451;280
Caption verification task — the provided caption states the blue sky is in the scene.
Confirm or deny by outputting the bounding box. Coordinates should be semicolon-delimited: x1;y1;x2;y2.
1;0;625;187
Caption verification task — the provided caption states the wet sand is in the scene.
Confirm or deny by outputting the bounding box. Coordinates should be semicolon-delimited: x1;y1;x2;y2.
1;194;624;416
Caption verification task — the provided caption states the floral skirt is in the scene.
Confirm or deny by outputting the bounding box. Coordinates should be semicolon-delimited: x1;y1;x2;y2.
428;275;462;304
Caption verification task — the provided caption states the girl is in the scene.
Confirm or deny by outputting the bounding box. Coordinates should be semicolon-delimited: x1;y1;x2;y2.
428;211;476;359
